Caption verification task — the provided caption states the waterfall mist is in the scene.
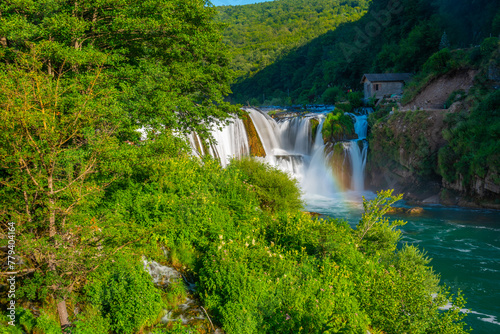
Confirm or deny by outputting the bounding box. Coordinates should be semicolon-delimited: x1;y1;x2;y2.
198;107;371;198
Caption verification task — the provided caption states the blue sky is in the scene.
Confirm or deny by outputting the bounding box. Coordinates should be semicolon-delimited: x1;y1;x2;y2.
210;0;274;6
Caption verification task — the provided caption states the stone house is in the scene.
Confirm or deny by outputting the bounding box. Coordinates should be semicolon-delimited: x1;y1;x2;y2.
361;73;412;100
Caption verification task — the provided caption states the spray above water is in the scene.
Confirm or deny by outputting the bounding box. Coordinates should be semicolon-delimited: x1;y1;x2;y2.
198;107;370;198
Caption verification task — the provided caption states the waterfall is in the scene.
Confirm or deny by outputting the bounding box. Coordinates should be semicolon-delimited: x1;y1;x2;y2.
248;110;282;157
209;117;250;167
197;107;370;196
344;112;370;191
347;140;368;191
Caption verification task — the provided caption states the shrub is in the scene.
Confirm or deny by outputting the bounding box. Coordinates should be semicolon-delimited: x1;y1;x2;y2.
228;157;303;213
321;86;344;104
444;89;466;109
347;91;364;108
321;110;355;142
85;255;163;334
423;48;452;74
33;313;62;334
480;37;499;57
72;307;112;334
196;191;470;334
249;97;260;106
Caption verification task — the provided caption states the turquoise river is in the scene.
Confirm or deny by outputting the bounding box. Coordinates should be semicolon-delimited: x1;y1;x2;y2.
305;192;500;334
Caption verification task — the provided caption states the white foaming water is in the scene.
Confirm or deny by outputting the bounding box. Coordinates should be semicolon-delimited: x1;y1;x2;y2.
210;117;250;167
200;107;371;200
347;140;368;192
248;109;282;157
351;114;368;140
187;132;205;158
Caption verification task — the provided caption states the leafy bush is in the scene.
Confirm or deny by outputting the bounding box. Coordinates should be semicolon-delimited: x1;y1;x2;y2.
444;89;466;109
72;307;112;334
33;313;62;334
438;89;500;187
249;97;260;106
151;321;193;333
227;157;303;213
321;110;355;142
196;191;470;334
423;48;453;74
480;37;499;57
347;91;364;108
85;256;163;334
321;86;344;104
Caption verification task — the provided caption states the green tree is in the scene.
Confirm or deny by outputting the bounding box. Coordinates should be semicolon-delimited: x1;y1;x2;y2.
0;0;239;137
0;53;122;327
439;31;451;50
0;0;239;327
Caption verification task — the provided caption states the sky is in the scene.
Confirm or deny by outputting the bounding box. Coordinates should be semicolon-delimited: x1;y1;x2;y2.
210;0;274;6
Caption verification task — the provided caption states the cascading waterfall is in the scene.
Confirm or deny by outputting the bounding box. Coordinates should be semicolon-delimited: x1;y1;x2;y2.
199;107;370;196
345;113;369;191
208;117;250;167
346;140;368;191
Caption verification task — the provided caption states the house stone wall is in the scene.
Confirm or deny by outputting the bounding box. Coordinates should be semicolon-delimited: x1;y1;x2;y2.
364;81;405;99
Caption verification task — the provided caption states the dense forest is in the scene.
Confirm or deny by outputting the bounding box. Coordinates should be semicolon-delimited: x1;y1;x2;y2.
0;0;475;333
218;0;370;82
223;0;500;104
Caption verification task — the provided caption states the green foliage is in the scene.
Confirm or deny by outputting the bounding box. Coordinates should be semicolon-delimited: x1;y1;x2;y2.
33;313;62;334
72;307;112;334
0;0;239;328
85;256;163;334
355;190;405;257
493;10;500;35
0;0;239;137
0;309;63;334
151;321;193;333
219;0;370;82
230;0;500;104
438;89;500;188
480;37;500;57
196;191;470;334
163;280;188;310
444;90;466;109
249;97;260;106
423;48;453;74
321;86;344;104
347;91;364;108
1;139;472;333
321;110;355;142
227;157;303;213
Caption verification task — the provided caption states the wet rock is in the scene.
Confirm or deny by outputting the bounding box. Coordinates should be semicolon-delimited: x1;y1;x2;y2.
143;257;181;287
408;207;424;214
386;206;424;215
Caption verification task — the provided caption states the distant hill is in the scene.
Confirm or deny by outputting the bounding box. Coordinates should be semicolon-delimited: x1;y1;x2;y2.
217;0;370;83
220;0;500;105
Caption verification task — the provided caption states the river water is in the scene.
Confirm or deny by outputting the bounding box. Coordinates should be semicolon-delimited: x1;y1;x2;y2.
305;192;500;334
201;108;499;332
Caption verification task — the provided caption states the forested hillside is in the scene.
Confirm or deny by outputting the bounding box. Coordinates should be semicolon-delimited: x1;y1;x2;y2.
224;0;500;104
218;0;370;83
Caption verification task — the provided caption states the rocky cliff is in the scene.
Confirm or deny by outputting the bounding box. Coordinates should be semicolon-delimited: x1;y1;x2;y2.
367;105;500;209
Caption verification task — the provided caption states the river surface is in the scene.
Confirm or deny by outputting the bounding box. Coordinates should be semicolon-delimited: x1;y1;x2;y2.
305;192;500;334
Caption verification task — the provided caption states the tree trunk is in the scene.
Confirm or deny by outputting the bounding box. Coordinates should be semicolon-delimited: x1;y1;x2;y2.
48;175;69;327
48;173;56;238
57;299;70;328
